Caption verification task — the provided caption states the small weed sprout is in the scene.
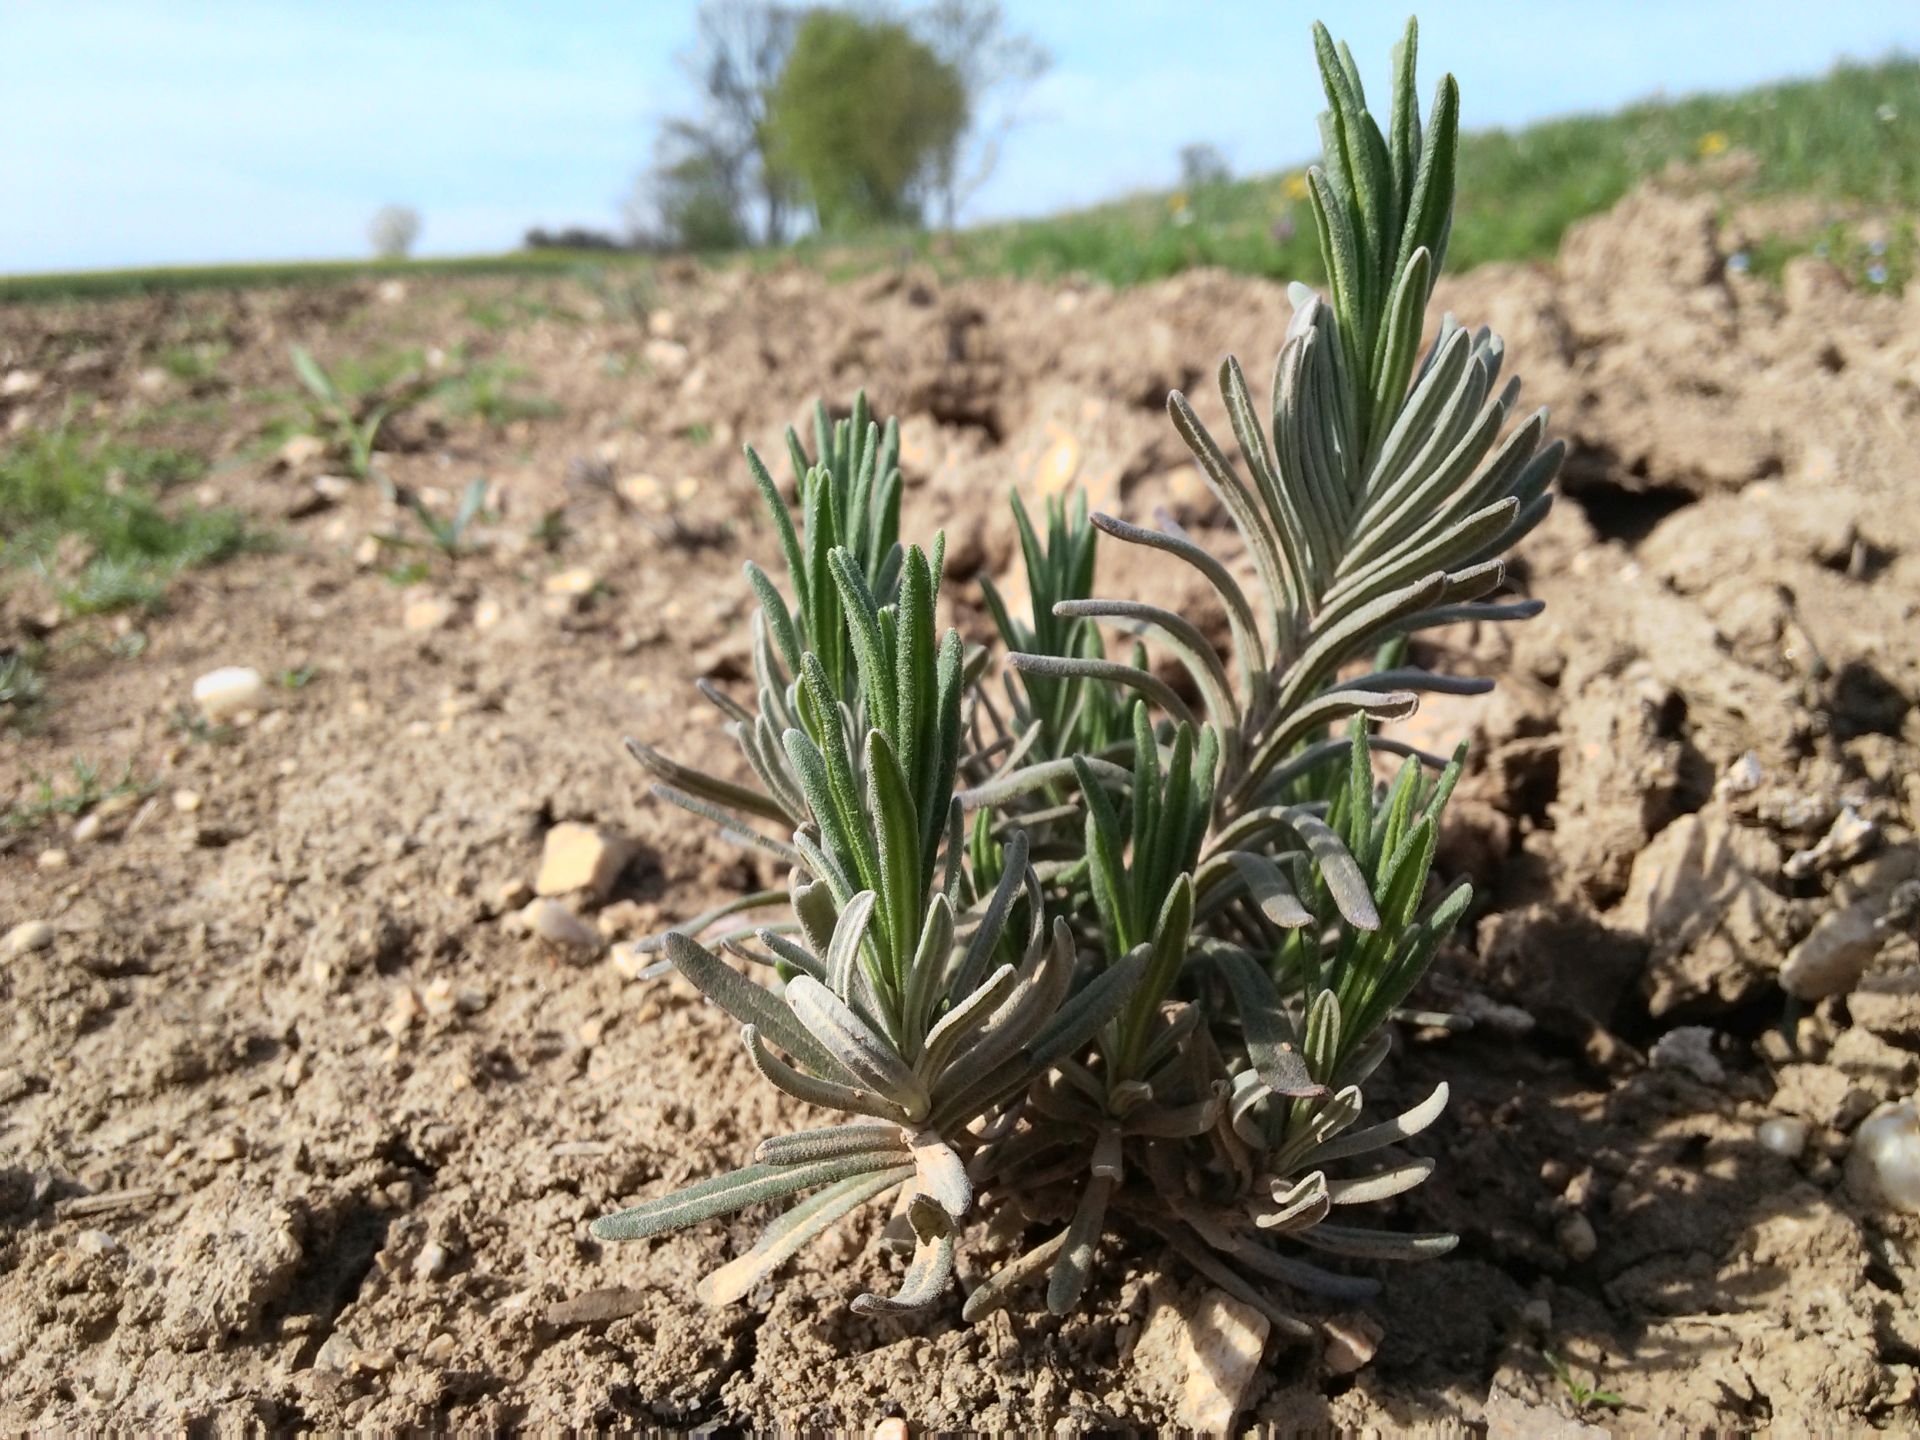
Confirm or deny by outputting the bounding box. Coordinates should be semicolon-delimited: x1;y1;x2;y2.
4;758;147;834
439;358;561;429
595;18;1558;1337
0;648;48;731
1546;1351;1627;1414
285;346;556;480
287;344;438;483
376;477;492;560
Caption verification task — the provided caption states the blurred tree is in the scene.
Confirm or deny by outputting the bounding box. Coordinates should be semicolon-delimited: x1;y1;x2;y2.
683;0;802;244
1178;142;1232;194
766;10;967;230
912;0;1051;230
369;205;421;260
644;121;752;251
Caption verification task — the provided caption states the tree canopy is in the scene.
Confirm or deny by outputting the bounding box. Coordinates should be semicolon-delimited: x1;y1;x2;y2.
764;10;967;230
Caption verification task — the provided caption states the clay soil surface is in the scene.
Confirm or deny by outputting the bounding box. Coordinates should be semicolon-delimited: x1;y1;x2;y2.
3;185;1919;1432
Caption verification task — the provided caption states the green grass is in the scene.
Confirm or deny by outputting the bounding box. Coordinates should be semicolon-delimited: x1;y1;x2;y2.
0;249;655;307
157;340;230;384
0;426;257;615
811;56;1920;289
1741;215;1916;292
2;757;150;833
0;647;48;731
437;359;562;428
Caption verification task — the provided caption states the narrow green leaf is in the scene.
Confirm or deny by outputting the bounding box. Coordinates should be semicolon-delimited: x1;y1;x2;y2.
1046;1173;1114;1315
1215;947;1321;1096
786;974;929;1120
665;932;847;1081
698;1166;910;1305
590;1152;902;1242
743;1024;911;1123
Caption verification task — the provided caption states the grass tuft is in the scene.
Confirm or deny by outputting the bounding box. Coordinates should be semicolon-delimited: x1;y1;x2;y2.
0;426;257;616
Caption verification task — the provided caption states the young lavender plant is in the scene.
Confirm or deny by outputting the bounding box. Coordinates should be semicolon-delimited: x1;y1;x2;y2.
594;15;1553;1337
594;539;1147;1313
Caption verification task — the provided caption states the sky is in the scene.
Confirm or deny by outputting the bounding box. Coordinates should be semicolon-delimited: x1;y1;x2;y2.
3;1;1918;275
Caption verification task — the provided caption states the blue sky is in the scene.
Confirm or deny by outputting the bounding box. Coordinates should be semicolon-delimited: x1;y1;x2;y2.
3;2;1917;274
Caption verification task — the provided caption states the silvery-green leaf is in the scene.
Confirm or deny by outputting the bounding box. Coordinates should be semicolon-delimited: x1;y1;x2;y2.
825;890;878;1003
960;1229;1068;1322
786;975;930;1120
850;1227;956;1316
1293;1224;1457;1260
666;932;846;1081
1308;1081;1448;1162
697;1165;910;1305
754;1124;908;1165
1046;1173;1114;1316
743;1025;912;1124
590;1151;905;1243
1326;1157;1435;1205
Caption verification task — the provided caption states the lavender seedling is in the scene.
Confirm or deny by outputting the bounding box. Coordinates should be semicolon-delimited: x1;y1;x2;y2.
594;16;1552;1339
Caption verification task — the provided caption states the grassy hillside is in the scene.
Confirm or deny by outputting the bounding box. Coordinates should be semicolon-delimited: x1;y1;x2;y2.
907;55;1920;288
4;56;1916;305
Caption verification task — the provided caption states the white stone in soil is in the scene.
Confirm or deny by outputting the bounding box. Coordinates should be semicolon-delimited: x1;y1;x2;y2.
4;920;56;958
1757;1115;1809;1160
402;595;454;632
192;666;268;722
1846;1097;1920;1213
521;899;601;953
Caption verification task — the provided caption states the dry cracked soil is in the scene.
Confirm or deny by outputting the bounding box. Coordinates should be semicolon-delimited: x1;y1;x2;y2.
2;181;1918;1432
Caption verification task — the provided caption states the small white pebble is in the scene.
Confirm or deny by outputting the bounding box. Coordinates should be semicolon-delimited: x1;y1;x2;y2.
192;666;268;721
172;789;202;813
1322;1313;1382;1375
420;979;458;1019
4;920;56;958
522;899;601;953
1716;750;1765;798
37;848;70;871
1846;1098;1920;1213
1758;1115;1809;1160
609;942;661;982
535;822;636;900
413;1241;450;1282
72;812;103;843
